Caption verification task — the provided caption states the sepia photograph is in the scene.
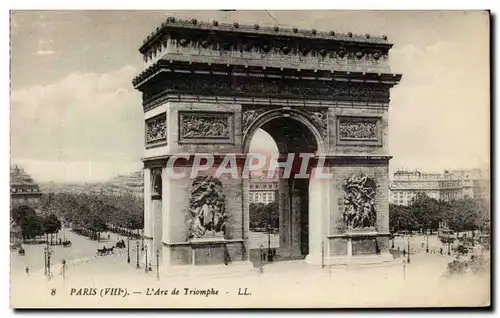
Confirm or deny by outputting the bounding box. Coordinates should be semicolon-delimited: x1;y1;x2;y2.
9;9;491;308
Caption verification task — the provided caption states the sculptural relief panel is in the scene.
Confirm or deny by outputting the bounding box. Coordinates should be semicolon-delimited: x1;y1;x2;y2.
145;113;167;148
303;108;328;138
187;176;227;240
179;111;234;144
242;107;267;133
336;116;382;146
342;175;377;230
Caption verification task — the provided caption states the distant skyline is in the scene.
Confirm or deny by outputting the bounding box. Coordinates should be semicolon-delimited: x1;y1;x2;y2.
11;10;490;182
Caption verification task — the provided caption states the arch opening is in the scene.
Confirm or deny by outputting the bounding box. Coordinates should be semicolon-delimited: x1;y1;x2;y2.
247;116;320;263
151;169;163;262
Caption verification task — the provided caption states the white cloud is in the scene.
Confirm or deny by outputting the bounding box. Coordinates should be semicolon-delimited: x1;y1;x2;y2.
388;39;489;173
11;65;144;182
33;50;56;56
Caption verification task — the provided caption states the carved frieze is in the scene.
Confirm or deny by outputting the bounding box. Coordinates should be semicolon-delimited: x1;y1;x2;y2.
179;112;234;144
242;108;267;133
187;176;227;239
342;175;377;230
339;121;377;140
141;74;390;108
145;113;167;147
336;116;382;146
138;19;391;67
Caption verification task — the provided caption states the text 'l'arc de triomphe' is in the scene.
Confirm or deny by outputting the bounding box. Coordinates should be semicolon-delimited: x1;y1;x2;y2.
132;17;402;271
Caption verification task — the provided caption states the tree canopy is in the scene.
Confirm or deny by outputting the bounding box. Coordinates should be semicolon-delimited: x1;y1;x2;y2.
389;193;490;235
39;192;144;231
250;202;279;231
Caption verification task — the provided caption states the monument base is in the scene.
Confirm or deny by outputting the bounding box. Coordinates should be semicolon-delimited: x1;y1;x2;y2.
314;230;396;267
163;236;247;267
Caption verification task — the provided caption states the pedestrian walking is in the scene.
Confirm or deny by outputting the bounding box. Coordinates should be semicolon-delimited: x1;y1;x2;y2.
25;265;29;275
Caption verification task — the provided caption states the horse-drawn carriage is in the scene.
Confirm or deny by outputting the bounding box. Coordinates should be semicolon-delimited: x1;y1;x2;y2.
62;240;72;247
115;239;126;249
97;246;115;256
10;241;22;251
18;247;25;256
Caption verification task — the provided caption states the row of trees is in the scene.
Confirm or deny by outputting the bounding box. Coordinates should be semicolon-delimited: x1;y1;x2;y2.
389;193;490;235
38;192;144;240
11;205;62;243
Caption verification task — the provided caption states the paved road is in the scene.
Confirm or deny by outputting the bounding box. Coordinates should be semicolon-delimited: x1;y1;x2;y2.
10;228;140;275
392;234;461;255
11;252;490;308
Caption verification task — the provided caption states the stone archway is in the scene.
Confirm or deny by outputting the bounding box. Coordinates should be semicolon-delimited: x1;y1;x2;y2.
243;108;327;261
134;18;402;271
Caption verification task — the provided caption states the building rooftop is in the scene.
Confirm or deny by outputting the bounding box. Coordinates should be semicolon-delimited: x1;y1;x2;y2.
133;17;402;90
10;165;41;193
139;17;392;54
392;168;490;182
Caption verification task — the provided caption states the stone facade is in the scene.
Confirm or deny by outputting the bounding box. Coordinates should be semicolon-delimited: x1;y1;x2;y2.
10;165;42;214
389;169;490;206
133;18;401;269
249;171;279;204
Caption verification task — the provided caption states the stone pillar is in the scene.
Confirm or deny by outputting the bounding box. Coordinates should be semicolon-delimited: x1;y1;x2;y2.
278;180;291;257
143;169;151;240
151;199;162;266
305;166;331;265
161;166;170;267
290;186;303;258
242;177;251;261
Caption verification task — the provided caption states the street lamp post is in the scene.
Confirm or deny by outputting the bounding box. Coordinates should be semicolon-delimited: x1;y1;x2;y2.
136;240;140;268
259;245;264;274
426;233;429;253
141;229;144;251
127;237;130;264
156;249;160;280
448;241;451;256
145;245;148;273
44;246;48;275
267;226;273;262
407;238;410;264
62;260;66;280
44;246;52;276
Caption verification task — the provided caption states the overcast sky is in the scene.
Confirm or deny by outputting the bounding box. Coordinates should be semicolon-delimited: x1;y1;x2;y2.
10;10;490;182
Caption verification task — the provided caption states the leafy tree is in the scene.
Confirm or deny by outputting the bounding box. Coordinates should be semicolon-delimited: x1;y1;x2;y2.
446;198;478;235
43;214;62;245
409;193;441;234
250;202;279;231
21;215;44;241
389;204;418;234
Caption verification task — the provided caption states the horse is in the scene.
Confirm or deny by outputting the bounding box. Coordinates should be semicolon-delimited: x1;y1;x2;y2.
106;246;115;255
62;240;72;247
115;240;126;249
97;247;107;256
18;248;25;256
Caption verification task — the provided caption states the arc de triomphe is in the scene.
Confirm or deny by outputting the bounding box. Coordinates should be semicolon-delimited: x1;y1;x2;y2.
132;17;402;271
